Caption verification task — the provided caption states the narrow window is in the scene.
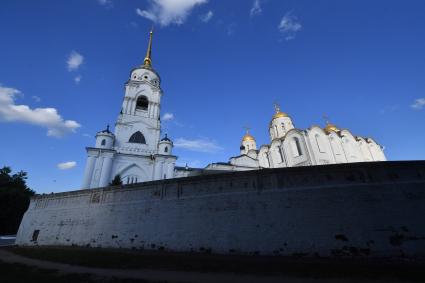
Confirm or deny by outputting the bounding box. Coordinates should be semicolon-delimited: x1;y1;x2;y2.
278;146;284;163
315;134;325;153
129;131;146;144
264;153;270;167
164;174;166;179
164;146;168;153
281;123;285;131
136;96;148;111
291;137;302;157
331;137;341;155
274;146;282;163
101;139;106;146
127;177;130;184
32;230;40;242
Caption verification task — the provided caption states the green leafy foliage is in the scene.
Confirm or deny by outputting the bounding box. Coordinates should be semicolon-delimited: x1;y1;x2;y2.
0;166;35;234
110;174;122;186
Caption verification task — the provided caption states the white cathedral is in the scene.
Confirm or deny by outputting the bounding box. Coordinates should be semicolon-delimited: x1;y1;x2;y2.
82;31;386;189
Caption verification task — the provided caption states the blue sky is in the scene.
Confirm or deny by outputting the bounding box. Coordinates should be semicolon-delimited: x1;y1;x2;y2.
1;0;424;193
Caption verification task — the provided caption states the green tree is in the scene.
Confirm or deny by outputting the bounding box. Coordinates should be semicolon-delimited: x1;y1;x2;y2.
110;174;123;186
0;166;35;234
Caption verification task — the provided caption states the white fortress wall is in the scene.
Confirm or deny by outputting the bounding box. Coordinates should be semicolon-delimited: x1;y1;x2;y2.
16;161;425;257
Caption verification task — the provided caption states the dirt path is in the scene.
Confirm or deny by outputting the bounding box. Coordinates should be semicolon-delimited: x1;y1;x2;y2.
0;249;410;283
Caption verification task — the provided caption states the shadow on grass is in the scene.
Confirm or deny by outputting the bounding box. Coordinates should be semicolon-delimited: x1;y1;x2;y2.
0;260;159;283
6;246;425;282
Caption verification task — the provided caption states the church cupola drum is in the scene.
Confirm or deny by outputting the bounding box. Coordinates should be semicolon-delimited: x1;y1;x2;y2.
82;30;177;189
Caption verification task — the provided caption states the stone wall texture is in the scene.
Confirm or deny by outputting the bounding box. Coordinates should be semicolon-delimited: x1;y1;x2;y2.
16;161;425;258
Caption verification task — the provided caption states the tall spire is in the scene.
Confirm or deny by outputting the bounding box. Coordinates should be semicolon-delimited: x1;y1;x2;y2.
143;28;154;67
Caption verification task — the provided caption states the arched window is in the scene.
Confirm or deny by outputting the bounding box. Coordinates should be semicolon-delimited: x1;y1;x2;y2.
330;137;342;155
278;146;284;163
101;139;106;146
136;96;148;111
273;146;283;163
315;134;325;153
129;131;146;144
291;137;302;157
164;146;168;153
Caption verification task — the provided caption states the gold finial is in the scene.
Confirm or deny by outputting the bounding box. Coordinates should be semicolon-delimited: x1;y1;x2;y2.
143;28;154;67
274;102;281;113
323;114;330;124
242;126;255;142
243;125;251;134
272;102;289;119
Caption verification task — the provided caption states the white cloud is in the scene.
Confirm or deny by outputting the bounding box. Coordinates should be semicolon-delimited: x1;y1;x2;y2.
278;12;302;40
57;161;77;170
136;0;208;27
200;10;213;23
379;104;399;115
32;95;41;102
226;23;236;36
74;75;82;84
67;51;84;71
174;137;222;153
162;112;174;121
411;98;425;110
250;0;262;17
0;84;81;137
97;0;113;8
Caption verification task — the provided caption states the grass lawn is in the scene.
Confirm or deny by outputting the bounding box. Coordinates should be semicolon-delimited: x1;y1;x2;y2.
6;246;425;282
0;260;155;283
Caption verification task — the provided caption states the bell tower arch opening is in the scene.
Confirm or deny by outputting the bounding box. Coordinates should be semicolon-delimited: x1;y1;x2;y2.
136;96;149;111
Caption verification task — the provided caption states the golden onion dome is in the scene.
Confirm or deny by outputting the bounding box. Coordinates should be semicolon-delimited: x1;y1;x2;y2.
273;111;289;119
242;133;255;142
271;103;289;120
324;123;340;134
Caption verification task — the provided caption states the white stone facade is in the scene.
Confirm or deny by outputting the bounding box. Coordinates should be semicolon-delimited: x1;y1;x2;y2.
226;106;386;170
17;161;425;258
82;32;178;188
82;32;387;188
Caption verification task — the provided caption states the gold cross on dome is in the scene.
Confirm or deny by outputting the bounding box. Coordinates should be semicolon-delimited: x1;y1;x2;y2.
274;102;281;113
323;114;330;124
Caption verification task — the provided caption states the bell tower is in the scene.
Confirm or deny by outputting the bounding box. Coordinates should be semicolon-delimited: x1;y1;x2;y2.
114;30;163;156
82;30;178;189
